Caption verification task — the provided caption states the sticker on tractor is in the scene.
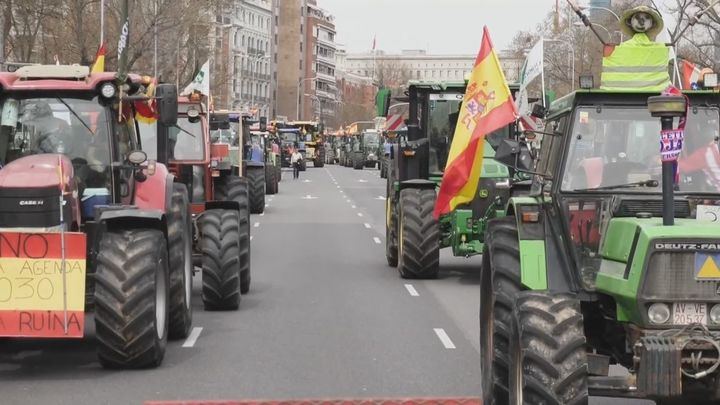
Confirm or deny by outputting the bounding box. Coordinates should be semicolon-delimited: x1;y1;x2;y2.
0;232;87;338
697;204;720;222
660;129;684;162
695;253;720;280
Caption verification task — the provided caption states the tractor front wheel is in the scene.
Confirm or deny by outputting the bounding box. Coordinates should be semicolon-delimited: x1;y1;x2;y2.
397;188;439;279
214;176;251;293
480;216;523;405
167;183;193;339
246;167;265;214
94;229;169;369
200;209;242;310
509;291;589;405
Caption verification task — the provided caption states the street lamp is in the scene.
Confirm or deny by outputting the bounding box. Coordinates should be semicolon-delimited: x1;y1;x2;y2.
579;6;620;21
297;76;317;120
573;21;623;43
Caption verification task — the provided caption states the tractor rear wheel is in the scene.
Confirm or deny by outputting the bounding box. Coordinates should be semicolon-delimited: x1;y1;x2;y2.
94;229;169;369
214;175;251;294
265;165;277;195
276;165;282;182
200;209;241;310
397;188;439;278
353;158;363;170
167;183;193;339
509;291;589;405
480;216;523;405
246;167;265;214
314;157;324;168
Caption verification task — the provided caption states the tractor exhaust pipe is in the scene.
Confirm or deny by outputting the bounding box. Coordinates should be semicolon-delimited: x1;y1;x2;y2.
647;94;688;226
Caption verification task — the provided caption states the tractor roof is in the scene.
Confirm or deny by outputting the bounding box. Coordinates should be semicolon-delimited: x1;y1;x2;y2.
0;65;141;92
547;89;720;118
406;79;519;92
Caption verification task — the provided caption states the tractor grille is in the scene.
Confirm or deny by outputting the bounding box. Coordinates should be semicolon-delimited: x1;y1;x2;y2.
614;199;691;218
641;251;720;301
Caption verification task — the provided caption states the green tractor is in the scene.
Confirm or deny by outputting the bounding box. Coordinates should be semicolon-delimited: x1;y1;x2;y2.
480;87;720;404
384;80;517;278
352;129;382;170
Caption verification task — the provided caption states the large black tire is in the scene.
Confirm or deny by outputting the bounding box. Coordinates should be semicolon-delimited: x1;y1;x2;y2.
480;216;523;405
246;167;265;214
509;291;589;405
200;209;241;310
397;188;439;278
353;158;363;170
265;165;277;195
214;176;251;295
94;229;169;369
380;161;387;179
276;165;282;183
167;183;193;339
314;157;324;168
385;196;398;267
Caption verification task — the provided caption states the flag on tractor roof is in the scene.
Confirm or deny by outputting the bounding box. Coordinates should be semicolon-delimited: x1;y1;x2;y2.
181;60;210;96
90;43;106;73
433;26;518;219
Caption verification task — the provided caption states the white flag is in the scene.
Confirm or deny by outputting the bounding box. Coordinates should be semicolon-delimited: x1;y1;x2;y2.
516;39;544;116
181;60;210;96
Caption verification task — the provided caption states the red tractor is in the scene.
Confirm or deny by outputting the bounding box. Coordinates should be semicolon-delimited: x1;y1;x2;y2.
139;95;251;310
0;65;193;369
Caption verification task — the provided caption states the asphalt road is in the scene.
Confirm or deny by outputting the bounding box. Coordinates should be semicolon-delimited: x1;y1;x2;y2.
0;164;653;404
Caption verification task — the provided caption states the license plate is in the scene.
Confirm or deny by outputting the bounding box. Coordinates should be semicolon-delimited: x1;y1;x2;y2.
672;302;707;325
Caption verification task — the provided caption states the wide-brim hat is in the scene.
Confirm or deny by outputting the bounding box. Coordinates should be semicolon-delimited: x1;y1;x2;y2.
620;6;664;40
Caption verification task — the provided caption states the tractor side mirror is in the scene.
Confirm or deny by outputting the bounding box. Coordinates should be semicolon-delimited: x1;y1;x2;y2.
531;103;546;119
495;139;534;172
155;83;178;126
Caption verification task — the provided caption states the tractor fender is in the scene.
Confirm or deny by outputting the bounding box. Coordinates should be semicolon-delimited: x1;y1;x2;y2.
505;197;547;291
399;179;436;191
135;162;173;214
205;200;240;212
244;161;265;169
98;208;165;234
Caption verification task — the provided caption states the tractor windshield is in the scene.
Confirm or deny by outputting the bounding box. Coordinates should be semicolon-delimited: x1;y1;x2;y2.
562;106;720;193
169;116;205;161
0;96;111;187
427;92;462;173
363;132;379;146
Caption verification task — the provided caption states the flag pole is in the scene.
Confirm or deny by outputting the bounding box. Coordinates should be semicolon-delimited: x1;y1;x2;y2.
540;38;546;108
100;0;105;45
57;156;68;335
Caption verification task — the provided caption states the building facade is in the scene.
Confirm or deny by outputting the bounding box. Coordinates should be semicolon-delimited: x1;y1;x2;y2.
302;0;338;123
230;0;274;118
337;49;523;85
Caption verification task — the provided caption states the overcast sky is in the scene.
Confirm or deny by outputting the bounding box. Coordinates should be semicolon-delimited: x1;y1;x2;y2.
319;0;558;54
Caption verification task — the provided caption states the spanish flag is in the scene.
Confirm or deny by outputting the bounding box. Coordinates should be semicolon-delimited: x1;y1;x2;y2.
90;42;106;73
135;77;158;124
433;27;517;219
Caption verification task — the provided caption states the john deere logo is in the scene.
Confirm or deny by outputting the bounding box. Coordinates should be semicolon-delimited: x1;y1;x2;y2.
479;189;489;198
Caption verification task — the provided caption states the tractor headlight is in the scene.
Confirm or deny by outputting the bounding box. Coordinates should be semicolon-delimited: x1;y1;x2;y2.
648;303;671;324
710;305;720;324
100;82;116;99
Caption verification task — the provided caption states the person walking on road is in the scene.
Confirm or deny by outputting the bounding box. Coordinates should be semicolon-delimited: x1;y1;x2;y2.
291;148;303;179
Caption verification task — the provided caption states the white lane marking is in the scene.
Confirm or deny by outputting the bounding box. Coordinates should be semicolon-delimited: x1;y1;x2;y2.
376;196;386;200
340;190;344;194
182;327;203;348
405;284;419;296
302;194;319;199
303;179;311;183
260;213;265;217
352;205;357;209
254;222;260;228
336;185;340;188
364;223;371;229
357;212;363;217
358;179;368;183
433;328;456;349
250;236;254;241
373;237;381;244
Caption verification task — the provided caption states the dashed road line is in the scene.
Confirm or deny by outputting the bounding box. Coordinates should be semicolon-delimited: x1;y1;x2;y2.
254;222;260;228
260;213;265;217
433;328;456;349
182;327;203;348
404;284;419;296
364;223;371;229
352;205;357;209
373;237;381;244
250;235;254;241
357;212;363;217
